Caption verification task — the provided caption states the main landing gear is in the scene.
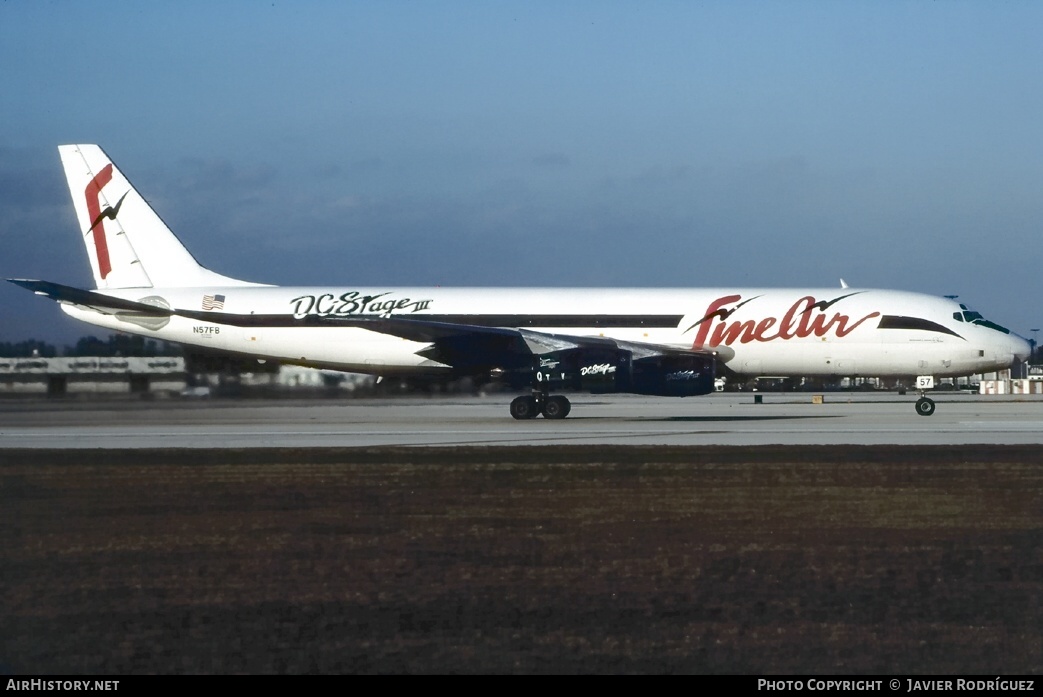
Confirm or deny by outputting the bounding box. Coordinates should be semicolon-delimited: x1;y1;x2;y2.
510;391;572;420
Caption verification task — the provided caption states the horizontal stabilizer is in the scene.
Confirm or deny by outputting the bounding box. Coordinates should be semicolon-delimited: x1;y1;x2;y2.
7;279;172;316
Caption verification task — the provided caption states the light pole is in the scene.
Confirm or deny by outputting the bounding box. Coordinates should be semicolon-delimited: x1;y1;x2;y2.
1031;329;1040;363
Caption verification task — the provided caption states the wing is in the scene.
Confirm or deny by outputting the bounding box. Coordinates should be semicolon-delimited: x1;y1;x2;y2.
8;279;726;373
303;314;726;372
316;315;725;397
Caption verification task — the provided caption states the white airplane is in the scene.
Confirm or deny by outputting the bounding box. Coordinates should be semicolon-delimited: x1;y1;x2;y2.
9;145;1032;419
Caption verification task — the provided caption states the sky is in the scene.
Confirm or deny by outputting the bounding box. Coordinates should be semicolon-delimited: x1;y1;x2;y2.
2;1;1042;346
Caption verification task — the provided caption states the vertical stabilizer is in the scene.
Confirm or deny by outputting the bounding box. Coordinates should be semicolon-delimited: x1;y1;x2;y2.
58;144;258;289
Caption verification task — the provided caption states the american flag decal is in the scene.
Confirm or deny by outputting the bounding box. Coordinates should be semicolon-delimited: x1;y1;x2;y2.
201;294;226;310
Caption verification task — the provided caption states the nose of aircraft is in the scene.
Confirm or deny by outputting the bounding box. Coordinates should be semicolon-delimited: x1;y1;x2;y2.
1010;333;1032;363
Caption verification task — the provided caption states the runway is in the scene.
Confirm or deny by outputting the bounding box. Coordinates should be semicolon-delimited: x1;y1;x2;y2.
2;392;1042;447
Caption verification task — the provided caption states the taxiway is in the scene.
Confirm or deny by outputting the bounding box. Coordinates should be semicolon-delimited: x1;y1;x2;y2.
2;392;1041;448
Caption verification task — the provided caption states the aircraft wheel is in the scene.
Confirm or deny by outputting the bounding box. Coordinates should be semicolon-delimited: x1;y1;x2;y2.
542;395;571;420
510;396;539;420
915;397;936;417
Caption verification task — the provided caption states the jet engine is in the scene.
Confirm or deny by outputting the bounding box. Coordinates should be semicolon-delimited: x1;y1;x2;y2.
516;347;716;397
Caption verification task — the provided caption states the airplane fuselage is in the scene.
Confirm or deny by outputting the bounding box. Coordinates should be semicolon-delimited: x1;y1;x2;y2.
61;285;1024;379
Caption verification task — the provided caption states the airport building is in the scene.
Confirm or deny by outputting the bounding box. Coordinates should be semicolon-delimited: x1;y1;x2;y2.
0;356;186;396
0;356;374;397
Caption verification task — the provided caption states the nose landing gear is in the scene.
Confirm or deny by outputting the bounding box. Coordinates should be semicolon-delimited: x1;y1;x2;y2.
914;375;936;416
914;397;936;416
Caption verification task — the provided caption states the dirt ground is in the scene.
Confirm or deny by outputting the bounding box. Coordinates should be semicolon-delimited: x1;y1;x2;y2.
1;445;1040;674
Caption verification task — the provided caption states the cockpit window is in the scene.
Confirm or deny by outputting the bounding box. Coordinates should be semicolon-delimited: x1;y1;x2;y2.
953;303;1010;334
972;319;1010;334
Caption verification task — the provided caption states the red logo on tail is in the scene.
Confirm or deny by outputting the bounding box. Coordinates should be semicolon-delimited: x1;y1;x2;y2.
84;164;115;279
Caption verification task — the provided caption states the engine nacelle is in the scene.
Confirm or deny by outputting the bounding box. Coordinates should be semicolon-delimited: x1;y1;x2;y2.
513;347;716;397
530;347;631;393
630;353;716;397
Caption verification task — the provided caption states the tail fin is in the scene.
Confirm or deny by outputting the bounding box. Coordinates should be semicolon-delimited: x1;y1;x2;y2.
59;144;259;289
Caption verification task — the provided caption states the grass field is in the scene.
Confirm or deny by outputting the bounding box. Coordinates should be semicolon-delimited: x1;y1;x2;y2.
2;446;1040;673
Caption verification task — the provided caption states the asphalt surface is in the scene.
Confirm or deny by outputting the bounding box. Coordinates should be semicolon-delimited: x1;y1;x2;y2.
2;392;1043;447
